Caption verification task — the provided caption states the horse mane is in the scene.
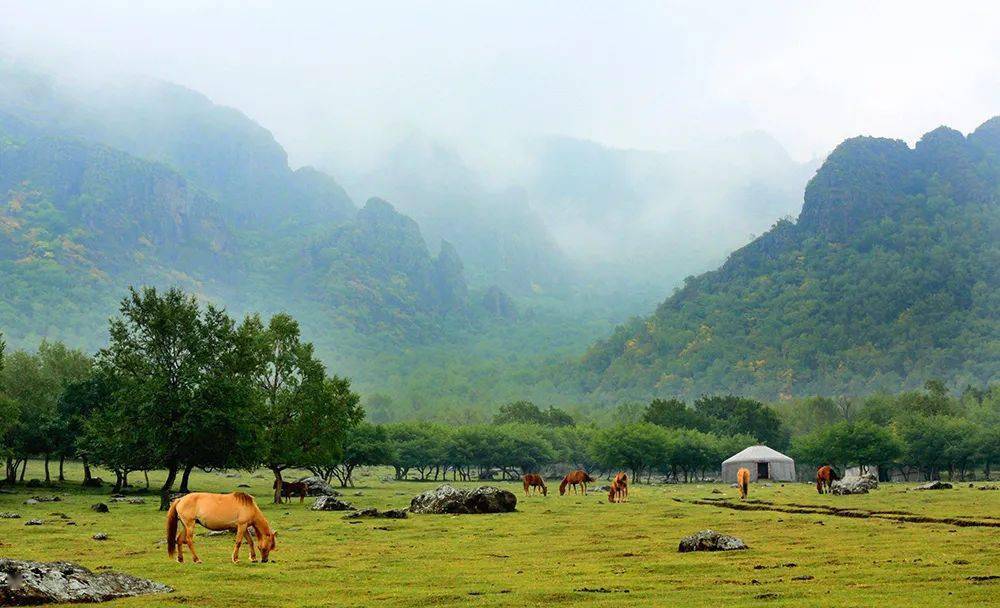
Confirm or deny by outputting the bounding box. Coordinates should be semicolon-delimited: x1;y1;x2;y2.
232;491;256;506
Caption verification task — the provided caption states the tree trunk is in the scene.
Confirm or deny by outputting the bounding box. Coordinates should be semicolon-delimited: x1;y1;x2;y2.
44;454;51;484
82;459;93;484
159;463;179;511
58;456;65;483
113;472;124;494
122;471;129;488
19;459;27;482
179;464;195;493
144;470;150;489
272;468;284;504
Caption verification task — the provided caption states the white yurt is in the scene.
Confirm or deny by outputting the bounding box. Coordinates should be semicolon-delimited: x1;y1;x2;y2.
721;445;796;483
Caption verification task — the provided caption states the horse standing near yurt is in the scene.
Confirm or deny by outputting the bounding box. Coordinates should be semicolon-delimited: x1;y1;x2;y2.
816;465;839;494
608;471;629;503
736;467;750;500
522;473;547;496
559;470;596;495
167;492;277;564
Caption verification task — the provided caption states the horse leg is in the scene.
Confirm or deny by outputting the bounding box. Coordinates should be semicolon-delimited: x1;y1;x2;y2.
247;527;258;562
184;523;202;564
582;482;587;496
175;527;186;563
232;524;247;563
299;491;305;504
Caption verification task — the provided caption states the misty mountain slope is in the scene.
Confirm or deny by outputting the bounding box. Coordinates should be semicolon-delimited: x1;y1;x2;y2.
0;62;356;226
337;133;571;293
0;66;503;350
579;118;1000;399
0;113;230;345
521;134;819;288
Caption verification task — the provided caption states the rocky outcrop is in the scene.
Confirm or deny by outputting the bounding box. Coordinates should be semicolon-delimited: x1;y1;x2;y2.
831;475;879;495
409;485;517;514
914;481;953;490
0;558;171;604
678;530;748;552
310;496;354;511
297;477;340;497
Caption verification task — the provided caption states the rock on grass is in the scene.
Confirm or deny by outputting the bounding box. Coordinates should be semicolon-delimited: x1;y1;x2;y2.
914;481;953;490
678;530;748;552
409;485;517;514
0;558;171;603
311;496;354;511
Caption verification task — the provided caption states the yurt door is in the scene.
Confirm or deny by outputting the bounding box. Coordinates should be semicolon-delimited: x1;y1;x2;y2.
757;462;769;479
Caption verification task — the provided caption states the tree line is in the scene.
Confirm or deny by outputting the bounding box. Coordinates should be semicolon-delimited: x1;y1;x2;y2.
2;288;997;505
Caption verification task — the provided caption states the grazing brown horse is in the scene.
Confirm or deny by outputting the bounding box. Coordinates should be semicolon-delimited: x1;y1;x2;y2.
273;479;308;503
559;470;596;495
736;467;750;500
167;492;277;564
816;465;839;494
522;473;547;496
608;471;629;503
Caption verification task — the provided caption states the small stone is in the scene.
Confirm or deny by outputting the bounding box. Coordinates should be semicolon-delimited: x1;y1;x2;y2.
91;503;110;513
25;519;43;526
92;533;109;541
0;512;21;519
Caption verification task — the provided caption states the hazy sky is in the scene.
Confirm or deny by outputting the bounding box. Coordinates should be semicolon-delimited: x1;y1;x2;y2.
3;1;998;167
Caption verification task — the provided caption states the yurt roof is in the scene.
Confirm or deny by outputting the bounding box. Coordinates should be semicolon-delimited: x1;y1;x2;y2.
722;445;793;464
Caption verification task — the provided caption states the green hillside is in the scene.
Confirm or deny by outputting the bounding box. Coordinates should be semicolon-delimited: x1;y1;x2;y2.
580;119;1000;399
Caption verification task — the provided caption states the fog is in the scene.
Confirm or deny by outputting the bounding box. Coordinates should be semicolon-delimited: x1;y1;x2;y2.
3;2;998;167
3;1;998;289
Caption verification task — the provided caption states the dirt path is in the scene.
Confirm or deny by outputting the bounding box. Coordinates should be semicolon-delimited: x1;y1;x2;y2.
684;497;1000;528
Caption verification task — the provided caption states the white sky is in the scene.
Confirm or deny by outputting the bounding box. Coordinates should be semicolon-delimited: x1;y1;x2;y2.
2;1;998;166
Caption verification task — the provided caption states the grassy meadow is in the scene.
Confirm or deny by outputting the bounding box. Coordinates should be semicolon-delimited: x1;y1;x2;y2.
2;461;998;607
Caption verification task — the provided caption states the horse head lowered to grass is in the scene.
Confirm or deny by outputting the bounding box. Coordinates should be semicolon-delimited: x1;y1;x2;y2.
167;492;277;564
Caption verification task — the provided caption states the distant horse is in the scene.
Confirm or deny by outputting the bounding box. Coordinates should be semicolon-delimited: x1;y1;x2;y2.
816;465;839;494
273;479;309;503
559;470;596;495
522;473;547;496
736;468;750;500
608;471;629;503
167;492;277;564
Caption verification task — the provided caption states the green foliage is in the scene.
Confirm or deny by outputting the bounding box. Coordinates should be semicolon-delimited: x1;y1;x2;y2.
244;312;363;501
493;400;575;427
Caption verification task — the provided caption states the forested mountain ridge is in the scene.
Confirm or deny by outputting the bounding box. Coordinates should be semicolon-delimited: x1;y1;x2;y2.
580;118;1000;400
0;78;488;350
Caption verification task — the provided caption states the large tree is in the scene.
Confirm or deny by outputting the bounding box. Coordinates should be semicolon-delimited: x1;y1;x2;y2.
99;287;260;509
246;313;362;502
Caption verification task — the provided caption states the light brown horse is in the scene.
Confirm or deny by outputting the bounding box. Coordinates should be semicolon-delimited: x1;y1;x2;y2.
559;470;596;495
736;467;750;500
522;473;547;496
816;465;838;494
608;471;629;503
167;492;277;564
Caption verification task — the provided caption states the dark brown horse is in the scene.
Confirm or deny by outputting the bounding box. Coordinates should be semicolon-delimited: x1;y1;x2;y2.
522;473;547;496
816;465;839;494
608;471;629;503
559;470;596;495
273;479;308;503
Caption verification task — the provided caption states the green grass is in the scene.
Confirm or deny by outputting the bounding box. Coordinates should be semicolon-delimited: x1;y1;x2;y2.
2;462;998;607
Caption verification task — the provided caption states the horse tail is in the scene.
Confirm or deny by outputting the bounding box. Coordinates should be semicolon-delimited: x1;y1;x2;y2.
559;477;568;495
166;499;179;558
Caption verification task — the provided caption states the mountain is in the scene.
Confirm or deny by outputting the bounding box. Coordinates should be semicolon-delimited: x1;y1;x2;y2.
336;133;570;293
0;63;489;352
579;119;1000;400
